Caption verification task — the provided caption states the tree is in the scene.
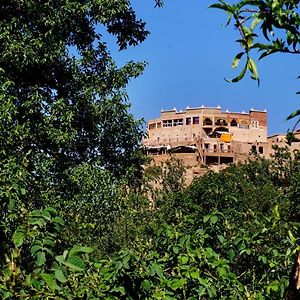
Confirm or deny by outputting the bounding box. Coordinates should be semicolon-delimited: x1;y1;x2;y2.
211;1;300;296
210;0;300;130
0;0;164;257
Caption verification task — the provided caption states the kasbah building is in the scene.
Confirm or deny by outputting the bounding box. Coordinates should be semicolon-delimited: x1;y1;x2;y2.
143;105;300;183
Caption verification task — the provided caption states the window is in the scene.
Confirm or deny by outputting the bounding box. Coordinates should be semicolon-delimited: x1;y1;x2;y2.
215;119;227;126
251;145;257;153
203;118;213;126
186;117;191;125
193;116;199;124
157;122;161;128
204;143;210;150
162;120;172;127
239;119;249;129
173;118;183;126
251;120;259;128
259;146;264;154
149;123;156;130
213;144;217;152
230;119;238;126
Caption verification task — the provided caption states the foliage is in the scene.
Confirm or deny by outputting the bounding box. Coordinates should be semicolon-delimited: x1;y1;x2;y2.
0;0;160;262
210;0;300;82
210;0;300;127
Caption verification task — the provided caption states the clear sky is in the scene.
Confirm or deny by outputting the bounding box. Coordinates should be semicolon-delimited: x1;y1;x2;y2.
107;0;299;135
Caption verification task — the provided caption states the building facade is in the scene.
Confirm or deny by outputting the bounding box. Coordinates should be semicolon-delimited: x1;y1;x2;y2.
143;106;268;165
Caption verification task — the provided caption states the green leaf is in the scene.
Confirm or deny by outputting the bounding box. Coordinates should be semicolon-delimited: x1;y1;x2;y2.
288;230;297;243
210;215;218;224
153;262;164;278
13;230;25;247
250;18;262;31
203;215;210;223
232;52;245;69
56;254;85;272
53;216;65;226
181;255;189;264
287;109;300;120
36;251;46;266
228;249;235;260
41;210;51;220
111;286;126;295
141;279;153;290
248;58;259;81
68;245;93;257
54;269;67;283
44;207;57;215
190;271;200;279
8;199;15;211
41;273;58;291
225;63;247;83
67;256;85;271
171;278;186;290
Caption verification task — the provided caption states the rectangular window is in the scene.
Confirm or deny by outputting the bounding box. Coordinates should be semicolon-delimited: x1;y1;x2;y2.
149;123;156;130
157;122;161;128
162;120;172;127
193;116;199;124
204;143;210;149
173;119;183;126
186;117;191;125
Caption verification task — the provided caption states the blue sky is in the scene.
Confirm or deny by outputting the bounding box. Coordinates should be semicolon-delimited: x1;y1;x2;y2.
107;0;299;135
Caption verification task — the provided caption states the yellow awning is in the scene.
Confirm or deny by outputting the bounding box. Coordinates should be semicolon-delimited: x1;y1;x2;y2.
220;133;231;143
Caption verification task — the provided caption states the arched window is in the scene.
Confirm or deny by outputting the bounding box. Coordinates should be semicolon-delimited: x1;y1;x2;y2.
215;119;227;126
230;119;238;126
203;118;213;126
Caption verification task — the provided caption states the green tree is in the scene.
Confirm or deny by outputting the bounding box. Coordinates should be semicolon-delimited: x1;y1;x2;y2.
0;0;162;257
210;0;300;128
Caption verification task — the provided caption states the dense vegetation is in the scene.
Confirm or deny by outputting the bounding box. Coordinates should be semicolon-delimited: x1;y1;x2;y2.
1;0;300;299
1;148;300;299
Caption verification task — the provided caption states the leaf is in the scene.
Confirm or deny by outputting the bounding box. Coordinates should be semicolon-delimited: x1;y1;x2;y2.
287;109;300;120
67;256;85;271
111;286;126;295
8;199;15;211
153;262;164;278
171;278;186;290
53;216;65;226
190;271;200;279
248;58;259;81
232;52;245;69
228;249;235;260
210;215;218;224
54;269;67;283
36;251;46;266
56;254;85;272
41;210;51;220
141;279;153;290
41;273;58;291
13;230;25;247
68;245;93;257
203;215;210;223
44;207;57;215
225;63;247;83
180;255;189;264
250;17;262;31
288;230;297;243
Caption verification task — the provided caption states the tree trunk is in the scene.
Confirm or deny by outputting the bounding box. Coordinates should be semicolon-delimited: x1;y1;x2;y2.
285;251;300;299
